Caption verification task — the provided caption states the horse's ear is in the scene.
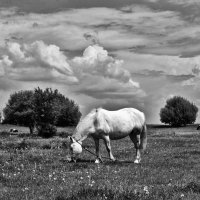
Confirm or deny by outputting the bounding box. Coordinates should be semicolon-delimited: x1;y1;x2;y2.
69;136;74;143
68;136;72;142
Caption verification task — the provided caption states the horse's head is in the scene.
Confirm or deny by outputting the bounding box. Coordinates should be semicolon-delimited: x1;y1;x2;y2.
69;136;83;161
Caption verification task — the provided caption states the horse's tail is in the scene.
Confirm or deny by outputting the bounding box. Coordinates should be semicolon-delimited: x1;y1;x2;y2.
139;123;147;150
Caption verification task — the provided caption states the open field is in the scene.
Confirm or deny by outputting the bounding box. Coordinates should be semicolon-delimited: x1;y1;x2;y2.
0;124;200;200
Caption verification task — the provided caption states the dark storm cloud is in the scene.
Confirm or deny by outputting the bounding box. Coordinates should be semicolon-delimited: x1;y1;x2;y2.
0;0;144;13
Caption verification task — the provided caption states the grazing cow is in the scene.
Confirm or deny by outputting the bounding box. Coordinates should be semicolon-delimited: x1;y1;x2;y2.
10;128;18;133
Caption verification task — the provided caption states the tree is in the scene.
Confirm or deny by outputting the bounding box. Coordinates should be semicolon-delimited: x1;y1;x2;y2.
33;87;58;137
0;112;2;123
53;95;81;127
160;96;198;126
3;91;35;134
3;88;81;137
33;87;81;137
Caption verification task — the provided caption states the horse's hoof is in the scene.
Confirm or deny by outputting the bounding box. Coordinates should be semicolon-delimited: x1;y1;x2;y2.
95;158;103;164
95;159;100;164
134;159;141;164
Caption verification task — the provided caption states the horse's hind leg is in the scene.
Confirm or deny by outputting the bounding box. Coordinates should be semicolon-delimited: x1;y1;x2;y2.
102;135;116;161
129;131;141;164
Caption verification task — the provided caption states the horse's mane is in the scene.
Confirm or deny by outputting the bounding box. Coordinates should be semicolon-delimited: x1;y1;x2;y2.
75;108;98;133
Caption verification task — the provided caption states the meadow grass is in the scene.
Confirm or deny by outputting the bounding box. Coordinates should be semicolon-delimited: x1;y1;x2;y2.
0;125;200;200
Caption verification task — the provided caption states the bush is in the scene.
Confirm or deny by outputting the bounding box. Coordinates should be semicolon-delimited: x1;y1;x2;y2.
160;96;198;127
37;123;57;138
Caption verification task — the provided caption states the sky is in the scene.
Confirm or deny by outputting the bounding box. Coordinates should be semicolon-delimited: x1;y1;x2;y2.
1;0;200;123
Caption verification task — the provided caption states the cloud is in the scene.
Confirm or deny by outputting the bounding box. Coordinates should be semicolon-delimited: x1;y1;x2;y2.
0;40;141;90
115;50;200;77
83;31;99;45
168;0;200;6
192;65;200;75
0;40;143;108
75;77;145;99
72;45;140;87
0;6;186;53
0;41;76;82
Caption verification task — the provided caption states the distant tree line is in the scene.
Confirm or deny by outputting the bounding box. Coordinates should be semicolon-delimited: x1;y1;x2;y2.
3;88;81;137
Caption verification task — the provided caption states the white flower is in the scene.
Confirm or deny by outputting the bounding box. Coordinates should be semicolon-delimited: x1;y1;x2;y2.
180;194;184;197
143;186;149;195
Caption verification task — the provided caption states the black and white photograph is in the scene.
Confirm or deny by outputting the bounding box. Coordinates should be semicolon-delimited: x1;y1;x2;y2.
0;0;200;199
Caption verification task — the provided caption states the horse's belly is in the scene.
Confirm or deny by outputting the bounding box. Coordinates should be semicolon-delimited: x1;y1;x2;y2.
109;131;129;140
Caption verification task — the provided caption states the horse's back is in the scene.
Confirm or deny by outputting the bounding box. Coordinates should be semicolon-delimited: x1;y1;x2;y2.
105;108;145;127
95;108;145;140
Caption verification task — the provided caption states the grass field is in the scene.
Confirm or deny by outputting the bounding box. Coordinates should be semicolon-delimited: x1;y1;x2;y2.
0;124;200;200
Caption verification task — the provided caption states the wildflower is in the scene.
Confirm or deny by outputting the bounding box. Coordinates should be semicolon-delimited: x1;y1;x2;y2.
143;186;149;195
180;194;184;198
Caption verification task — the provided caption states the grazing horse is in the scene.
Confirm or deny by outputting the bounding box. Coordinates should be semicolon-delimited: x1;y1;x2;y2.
69;108;147;163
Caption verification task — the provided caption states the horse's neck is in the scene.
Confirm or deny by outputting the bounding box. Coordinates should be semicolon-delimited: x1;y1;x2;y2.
73;110;96;142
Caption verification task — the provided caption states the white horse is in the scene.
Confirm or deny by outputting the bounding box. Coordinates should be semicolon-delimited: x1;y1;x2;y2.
69;108;147;163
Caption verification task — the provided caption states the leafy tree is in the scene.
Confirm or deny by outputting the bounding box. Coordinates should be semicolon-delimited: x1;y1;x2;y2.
160;96;198;127
53;95;81;127
33;87;81;137
3;88;81;137
33;87;58;137
3;91;35;134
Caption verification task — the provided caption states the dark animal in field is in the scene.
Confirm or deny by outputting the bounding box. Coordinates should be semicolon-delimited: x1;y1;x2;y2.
69;107;147;164
10;128;18;133
197;125;200;130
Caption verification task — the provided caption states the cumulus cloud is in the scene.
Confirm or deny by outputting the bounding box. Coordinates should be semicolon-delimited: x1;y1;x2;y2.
0;41;76;82
72;45;139;87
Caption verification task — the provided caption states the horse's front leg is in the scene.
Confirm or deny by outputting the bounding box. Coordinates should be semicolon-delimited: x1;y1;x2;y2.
93;137;102;163
103;135;116;161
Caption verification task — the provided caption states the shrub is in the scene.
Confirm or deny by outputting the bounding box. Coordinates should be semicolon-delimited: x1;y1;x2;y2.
160;96;198;127
37;123;57;138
